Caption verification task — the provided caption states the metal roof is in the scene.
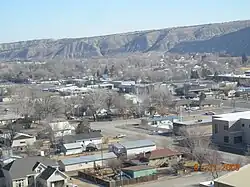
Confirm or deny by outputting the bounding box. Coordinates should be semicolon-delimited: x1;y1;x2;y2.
63;142;83;150
61;131;103;143
60;152;117;166
119;139;155;149
148;115;179;122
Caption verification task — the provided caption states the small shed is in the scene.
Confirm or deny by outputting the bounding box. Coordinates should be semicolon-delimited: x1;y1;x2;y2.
61;142;84;155
58;152;117;172
122;165;157;178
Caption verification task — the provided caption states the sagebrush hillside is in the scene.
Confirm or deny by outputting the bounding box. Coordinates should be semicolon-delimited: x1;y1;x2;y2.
1;20;250;60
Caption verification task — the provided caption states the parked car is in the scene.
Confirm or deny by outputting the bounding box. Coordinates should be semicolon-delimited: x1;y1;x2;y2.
204;111;216;115
86;146;98;152
116;134;126;138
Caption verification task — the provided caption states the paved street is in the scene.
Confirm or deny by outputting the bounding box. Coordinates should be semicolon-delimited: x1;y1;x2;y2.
135;172;216;187
90;119;175;148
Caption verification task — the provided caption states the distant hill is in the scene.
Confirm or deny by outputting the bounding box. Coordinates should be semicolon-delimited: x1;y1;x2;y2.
1;20;250;61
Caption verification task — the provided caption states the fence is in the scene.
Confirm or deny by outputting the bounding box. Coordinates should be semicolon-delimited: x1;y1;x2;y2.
78;171;158;187
114;175;158;186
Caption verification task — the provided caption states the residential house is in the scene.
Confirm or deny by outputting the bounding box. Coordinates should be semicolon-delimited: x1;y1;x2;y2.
0;148;22;165
58;152;117;172
3;156;58;187
36;166;68;187
213;163;250;187
0;113;21;126
141;115;180;130
137;148;183;167
61;142;84;155
49;120;75;137
109;139;156;157
121;165;157;178
11;133;36;150
62;131;103;149
212;111;250;152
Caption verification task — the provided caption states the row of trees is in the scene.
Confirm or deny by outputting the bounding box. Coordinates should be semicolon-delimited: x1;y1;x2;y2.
176;127;250;178
8;85;173;121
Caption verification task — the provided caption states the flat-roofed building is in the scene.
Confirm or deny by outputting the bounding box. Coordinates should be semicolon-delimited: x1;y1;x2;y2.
212;111;250;153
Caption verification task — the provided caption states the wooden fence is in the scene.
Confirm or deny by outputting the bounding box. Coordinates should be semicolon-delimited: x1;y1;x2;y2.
78;171;158;187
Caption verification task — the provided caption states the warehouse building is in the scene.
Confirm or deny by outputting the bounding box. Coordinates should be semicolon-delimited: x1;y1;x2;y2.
122;165;157;178
58;152;117;172
109;139;156;156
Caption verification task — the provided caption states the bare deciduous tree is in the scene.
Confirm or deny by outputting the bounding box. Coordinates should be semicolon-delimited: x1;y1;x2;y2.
12;86;42;118
34;94;64;121
149;87;173;115
206;150;222;179
107;159;122;175
75;119;91;134
178;126;212;170
83;89;108;121
63;96;83;118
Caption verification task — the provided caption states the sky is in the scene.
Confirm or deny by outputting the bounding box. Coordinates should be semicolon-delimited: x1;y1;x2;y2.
1;0;250;43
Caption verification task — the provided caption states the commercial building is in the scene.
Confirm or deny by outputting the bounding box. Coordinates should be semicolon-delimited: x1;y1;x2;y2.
109;139;156;157
212;111;250;152
58;152;117;172
121;165;156;178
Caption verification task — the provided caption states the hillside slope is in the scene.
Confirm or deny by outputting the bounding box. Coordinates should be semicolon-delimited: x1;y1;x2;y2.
1;20;250;60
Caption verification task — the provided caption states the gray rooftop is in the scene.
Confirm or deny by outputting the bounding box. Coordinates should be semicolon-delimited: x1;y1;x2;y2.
61;131;103;143
63;142;83;150
3;156;58;180
119;139;156;149
60;152;116;166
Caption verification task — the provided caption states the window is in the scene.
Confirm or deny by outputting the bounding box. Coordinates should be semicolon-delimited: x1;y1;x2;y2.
224;136;229;143
15;179;24;187
242;124;245;127
20;141;25;144
224;125;229;131
234;136;242;144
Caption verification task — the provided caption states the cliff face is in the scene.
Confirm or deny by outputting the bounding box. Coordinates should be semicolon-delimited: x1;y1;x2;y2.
1;20;250;61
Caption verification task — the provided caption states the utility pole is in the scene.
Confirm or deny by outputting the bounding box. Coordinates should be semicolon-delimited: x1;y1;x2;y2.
101;141;104;167
232;97;236;112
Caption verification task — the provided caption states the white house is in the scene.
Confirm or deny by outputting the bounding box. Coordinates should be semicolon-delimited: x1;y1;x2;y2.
59;152;117;172
49;121;75;137
37;166;68;187
11;133;36;148
61;142;84;155
109;139;156;156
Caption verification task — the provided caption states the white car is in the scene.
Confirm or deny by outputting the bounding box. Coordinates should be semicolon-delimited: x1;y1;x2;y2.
116;134;126;138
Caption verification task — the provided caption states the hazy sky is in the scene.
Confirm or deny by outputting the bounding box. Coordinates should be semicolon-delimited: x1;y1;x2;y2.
1;0;250;43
